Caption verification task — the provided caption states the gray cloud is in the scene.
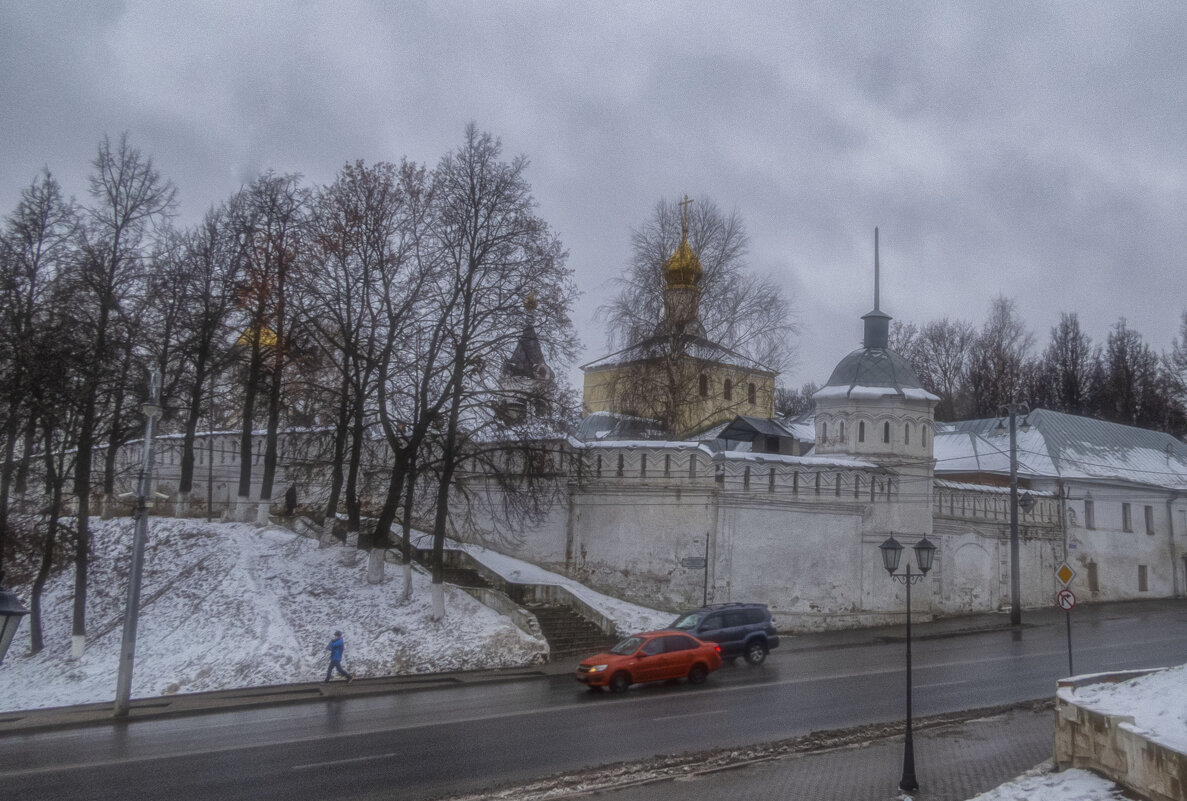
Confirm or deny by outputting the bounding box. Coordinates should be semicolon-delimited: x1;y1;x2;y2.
2;1;1184;391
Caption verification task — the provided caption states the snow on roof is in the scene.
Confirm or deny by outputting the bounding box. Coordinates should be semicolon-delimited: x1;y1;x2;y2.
813;384;940;402
719;449;879;470
951;409;1187;490
935;478;1056;497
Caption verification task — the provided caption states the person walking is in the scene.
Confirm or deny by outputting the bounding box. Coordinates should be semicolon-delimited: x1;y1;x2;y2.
325;630;353;683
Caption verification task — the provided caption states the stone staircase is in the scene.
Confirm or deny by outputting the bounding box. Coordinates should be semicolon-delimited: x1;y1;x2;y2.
527;604;619;659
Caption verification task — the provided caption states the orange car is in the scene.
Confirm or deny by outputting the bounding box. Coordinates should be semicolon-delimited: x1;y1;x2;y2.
575;630;723;692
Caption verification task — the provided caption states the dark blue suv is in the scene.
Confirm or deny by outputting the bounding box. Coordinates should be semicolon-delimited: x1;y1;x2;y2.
669;603;779;665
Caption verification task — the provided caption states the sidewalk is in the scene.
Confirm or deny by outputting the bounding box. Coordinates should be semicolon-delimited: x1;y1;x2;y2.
0;600;1150;737
576;704;1057;801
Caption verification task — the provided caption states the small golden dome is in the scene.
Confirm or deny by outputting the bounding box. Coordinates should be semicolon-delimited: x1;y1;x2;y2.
664;228;702;289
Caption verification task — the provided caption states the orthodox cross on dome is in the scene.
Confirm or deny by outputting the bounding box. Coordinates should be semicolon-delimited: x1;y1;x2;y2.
678;194;694;234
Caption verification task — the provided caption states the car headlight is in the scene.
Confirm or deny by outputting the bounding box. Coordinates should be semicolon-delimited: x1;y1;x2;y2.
590;664;608;672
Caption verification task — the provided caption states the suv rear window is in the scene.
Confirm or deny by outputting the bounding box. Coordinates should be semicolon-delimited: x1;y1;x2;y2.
671;613;701;630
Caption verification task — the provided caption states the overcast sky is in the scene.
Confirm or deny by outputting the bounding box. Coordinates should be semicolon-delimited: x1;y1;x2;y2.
3;1;1185;392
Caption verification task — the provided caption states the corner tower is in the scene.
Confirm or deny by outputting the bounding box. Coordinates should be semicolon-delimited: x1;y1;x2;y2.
812;229;938;466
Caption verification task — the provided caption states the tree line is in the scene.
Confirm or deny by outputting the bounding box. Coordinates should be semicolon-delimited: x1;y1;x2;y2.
777;296;1187;435
0;125;579;653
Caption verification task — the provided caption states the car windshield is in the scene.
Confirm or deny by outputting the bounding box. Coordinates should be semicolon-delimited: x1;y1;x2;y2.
610;636;644;655
670;613;701;630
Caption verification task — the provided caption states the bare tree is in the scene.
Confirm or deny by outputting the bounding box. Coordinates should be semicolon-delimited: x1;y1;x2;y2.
0;170;78;589
965;296;1034;418
70;134;175;655
601;196;797;373
420;124;577;619
229;172;309;522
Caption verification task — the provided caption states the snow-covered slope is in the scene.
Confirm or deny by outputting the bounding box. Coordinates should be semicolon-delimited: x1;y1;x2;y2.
0;518;553;711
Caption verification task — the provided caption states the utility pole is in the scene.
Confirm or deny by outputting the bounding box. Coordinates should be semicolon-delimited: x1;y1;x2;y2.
114;370;163;718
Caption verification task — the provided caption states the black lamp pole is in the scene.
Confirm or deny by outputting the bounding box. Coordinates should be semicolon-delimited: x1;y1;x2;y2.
880;535;936;793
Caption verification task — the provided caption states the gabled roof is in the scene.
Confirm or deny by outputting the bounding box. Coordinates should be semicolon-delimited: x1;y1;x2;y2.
945;408;1187;490
718;415;802;442
581;333;775;375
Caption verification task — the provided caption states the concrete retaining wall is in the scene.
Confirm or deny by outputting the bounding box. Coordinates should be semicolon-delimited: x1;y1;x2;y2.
1055;669;1187;801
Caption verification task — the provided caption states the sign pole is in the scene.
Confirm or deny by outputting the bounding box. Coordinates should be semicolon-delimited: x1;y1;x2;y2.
1066;610;1073;675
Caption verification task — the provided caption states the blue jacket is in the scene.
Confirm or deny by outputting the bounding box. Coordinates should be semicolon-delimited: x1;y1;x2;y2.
327;636;344;661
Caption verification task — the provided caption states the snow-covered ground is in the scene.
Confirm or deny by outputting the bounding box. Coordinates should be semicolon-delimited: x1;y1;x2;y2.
965;764;1131;801
0;517;666;713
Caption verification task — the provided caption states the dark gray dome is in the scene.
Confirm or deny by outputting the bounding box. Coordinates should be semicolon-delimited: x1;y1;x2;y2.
823;347;924;393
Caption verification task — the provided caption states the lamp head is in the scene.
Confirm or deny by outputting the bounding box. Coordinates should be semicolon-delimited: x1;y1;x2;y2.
879;536;903;575
913;537;937;575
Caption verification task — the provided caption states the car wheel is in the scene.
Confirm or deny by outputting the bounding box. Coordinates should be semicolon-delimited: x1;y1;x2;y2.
744;640;767;665
609;672;631;693
687;663;709;684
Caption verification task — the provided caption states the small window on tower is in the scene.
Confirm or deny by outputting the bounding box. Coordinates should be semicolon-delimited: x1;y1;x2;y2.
858;422;865;442
748;383;756;404
883;422;890;443
905;424;910;445
724;379;733;401
699;373;708;397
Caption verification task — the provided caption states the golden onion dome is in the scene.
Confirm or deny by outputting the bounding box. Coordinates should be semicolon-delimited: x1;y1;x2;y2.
664;228;703;289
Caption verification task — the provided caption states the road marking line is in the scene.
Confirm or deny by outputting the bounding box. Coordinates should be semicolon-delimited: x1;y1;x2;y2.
652;709;727;722
292;751;400;771
916;680;969;690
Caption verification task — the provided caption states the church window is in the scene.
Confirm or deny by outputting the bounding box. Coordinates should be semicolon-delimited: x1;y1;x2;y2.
699;373;708;397
616;454;624;477
814;473;821;495
839;421;845;442
922;426;928;447
595;455;602;477
765;435;778;452
820;422;827;441
835;474;841;497
905;424;910;445
858;422;865;442
768;468;776;492
792;471;799;494
1087;561;1099;592
748;383;756;404
854;474;861;498
640;454;647;477
1138;564;1148;592
689;456;697;478
724;379;733;401
664;454;671;477
1085;497;1095;529
743;466;750;488
883;422;890;443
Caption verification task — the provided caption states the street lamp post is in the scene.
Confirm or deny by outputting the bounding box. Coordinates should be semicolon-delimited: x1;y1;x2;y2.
114;370;163;718
0;575;29;666
880;534;937;793
995;403;1031;627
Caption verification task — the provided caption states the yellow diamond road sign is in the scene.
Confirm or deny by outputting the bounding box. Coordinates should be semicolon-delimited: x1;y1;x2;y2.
1056;563;1075;586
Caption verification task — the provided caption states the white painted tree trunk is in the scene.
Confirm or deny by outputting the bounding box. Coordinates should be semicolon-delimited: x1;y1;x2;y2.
71;634;85;659
235;496;252;523
318;524;334;548
174;491;190;518
100;494;114;521
367;549;385;584
255;502;271;525
431;582;444;621
401;562;413;601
